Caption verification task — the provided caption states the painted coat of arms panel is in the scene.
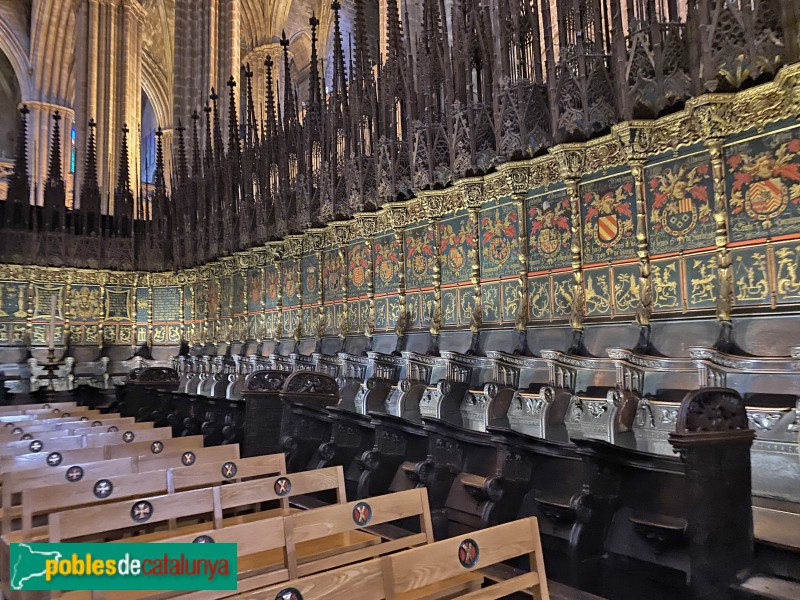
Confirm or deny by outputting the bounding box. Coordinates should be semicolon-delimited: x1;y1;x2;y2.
348;239;372;298
247;267;265;313
323;249;345;302
726;124;800;242
302;254;321;305
645;151;715;255
69;285;102;323
264;264;280;309
479;200;520;279
439;211;473;285
282;259;300;307
404;222;435;291
219;276;233;317
526;188;572;272
374;233;401;296
580;172;637;265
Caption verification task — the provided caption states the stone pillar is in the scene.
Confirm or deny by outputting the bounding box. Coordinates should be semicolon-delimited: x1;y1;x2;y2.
74;0;145;212
173;0;240;144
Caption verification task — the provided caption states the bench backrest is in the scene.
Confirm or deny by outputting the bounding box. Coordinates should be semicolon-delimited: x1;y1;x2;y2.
0;420;149;441
0;427;172;456
22;454;286;538
0;436;206;474
386;517;548;599
286;488;433;579
0;401;77;415
49;466;346;543
0;415;126;436
0;415;98;428
261;517;549;600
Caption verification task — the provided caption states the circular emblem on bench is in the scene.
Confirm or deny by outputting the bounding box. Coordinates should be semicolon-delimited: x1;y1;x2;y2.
29;440;44;453
274;477;291;497
52;409;60;415
352;502;372;526
80;417;89;422
193;535;215;543
122;431;135;443
131;500;153;523
181;451;196;466
275;588;302;600
42;404;51;409
47;452;62;466
151;441;164;454
5;422;14;428
62;412;71;417
221;462;238;479
107;426;119;433
94;479;113;499
21;433;32;440
66;466;84;482
458;538;479;569
11;427;22;434
92;421;102;427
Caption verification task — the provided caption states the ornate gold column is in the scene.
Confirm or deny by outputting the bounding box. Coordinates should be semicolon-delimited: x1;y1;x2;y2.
463;183;483;356
615;123;655;351
360;216;378;352
427;208;442;356
389;206;408;354
552;145;586;353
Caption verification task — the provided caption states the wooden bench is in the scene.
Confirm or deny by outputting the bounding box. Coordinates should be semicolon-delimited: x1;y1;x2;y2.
0;416;135;438
239;517;549;600
0;435;208;475
0;420;152;442
46;466;348;544
63;487;434;600
0;426;173;457
0;401;78;414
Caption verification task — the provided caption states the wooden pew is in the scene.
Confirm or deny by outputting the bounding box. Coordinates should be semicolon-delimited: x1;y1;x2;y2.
10;454;287;542
0;401;78;415
0;435;207;475
46;466;349;544
0;415;133;437
66;487;435;600
240;517;549;600
0;420;152;442
0;426;173;457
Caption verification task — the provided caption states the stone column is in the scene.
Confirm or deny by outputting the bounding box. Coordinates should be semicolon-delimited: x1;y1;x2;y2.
74;0;145;211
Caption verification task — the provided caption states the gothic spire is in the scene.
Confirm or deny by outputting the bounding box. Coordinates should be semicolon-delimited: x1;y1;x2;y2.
191;110;202;177
6;104;30;227
175;120;189;184
154;127;166;194
264;55;277;141
210;88;223;160
226;76;240;161
308;15;322;108
46;112;64;185
244;64;259;148
331;1;349;105
203;102;214;169
116;122;131;194
280;30;298;128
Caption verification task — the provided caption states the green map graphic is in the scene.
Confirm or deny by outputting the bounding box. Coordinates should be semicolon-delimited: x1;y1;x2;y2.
11;543;62;590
